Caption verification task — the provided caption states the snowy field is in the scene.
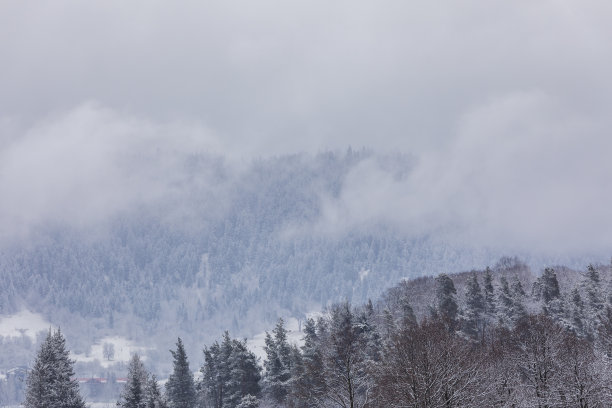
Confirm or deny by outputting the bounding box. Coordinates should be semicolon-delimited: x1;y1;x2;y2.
0;310;52;340
71;336;150;367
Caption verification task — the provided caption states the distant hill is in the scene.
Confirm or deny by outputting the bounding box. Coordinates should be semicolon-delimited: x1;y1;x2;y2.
0;151;605;369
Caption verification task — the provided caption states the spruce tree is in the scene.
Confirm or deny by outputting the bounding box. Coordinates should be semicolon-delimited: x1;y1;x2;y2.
166;338;195;408
540;268;561;304
568;288;587;339
483;267;496;316
24;329;86;408
263;319;292;404
463;274;485;338
292;318;326;405
435;274;458;329
118;354;148;408
497;277;515;328
584;264;604;312
199;333;260;408
145;376;167;408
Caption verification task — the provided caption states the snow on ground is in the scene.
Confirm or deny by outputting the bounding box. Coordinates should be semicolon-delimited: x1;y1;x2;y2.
0;310;53;340
71;336;150;368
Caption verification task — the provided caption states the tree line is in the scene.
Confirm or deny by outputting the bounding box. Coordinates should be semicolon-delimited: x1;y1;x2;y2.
23;263;612;407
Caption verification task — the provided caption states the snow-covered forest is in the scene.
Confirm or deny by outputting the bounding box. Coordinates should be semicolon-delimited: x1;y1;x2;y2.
0;151;518;364
4;1;612;406
10;259;612;407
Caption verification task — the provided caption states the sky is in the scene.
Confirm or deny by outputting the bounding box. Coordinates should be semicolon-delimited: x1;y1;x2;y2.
1;1;612;256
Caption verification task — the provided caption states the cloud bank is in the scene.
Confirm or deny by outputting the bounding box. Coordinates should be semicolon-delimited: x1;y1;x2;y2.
1;1;612;256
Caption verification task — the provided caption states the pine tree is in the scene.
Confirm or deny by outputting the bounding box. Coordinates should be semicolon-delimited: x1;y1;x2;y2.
263;319;292;404
497;277;514;327
166;338;195;408
24;329;86;408
199;333;260;408
435;274;458;329
292;318;326;406
145;376;167;408
324;302;369;408
356;300;382;362
539;268;564;320
510;276;527;322
463;274;485;339
235;394;259;408
584;264;604;312
118;354;148;408
540;268;561;304
483;266;496;317
568;288;587;339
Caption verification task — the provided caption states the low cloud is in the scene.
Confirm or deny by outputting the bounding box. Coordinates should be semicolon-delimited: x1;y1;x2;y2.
0;103;226;239
316;91;612;255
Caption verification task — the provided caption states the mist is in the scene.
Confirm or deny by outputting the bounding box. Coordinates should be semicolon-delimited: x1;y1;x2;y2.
2;1;612;257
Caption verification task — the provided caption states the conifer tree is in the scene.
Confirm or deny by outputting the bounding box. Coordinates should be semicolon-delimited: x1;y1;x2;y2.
511;276;527;322
584;264;604;312
292;318;326;406
24;329;86;408
463;274;485;338
539;268;564;319
324;302;369;408
483;267;497;317
540;268;561;304
146;376;167;408
118;354;148;408
263;319;293;404
356;300;382;362
497;277;515;328
568;288;587;339
435;274;458;329
166;338;195;408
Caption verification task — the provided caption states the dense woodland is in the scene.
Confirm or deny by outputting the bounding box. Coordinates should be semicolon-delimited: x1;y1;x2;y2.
0;151;510;363
15;259;612;407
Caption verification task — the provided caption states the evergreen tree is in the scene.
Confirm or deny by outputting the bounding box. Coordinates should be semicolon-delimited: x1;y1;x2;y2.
568;288;587;339
199;333;260;408
540;268;561;304
166;338;195;408
584;264;604;312
463;274;485;339
397;293;417;329
483;266;496;316
24;329;86;408
324;302;369;408
356;300;382;362
118;354;148;408
435;274;458;329
497;277;515;328
145;376;167;408
226;338;261;406
510;276;527;322
262;319;292;404
235;394;259;408
292;318;326;406
539;268;564;319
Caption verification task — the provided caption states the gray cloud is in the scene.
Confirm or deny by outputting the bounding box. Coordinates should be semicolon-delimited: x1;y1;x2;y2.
316;91;612;254
0;103;226;239
1;1;612;255
2;1;611;154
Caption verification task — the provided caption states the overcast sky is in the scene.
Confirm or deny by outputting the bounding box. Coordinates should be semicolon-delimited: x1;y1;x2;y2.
1;1;612;255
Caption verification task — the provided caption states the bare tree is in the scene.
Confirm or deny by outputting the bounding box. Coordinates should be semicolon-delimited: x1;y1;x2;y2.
103;342;115;361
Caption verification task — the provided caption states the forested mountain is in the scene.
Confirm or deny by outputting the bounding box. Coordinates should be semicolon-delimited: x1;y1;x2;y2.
0;151;606;376
0;151;499;351
15;259;612;407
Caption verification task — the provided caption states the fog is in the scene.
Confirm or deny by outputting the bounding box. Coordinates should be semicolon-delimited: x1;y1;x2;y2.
1;1;612;256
